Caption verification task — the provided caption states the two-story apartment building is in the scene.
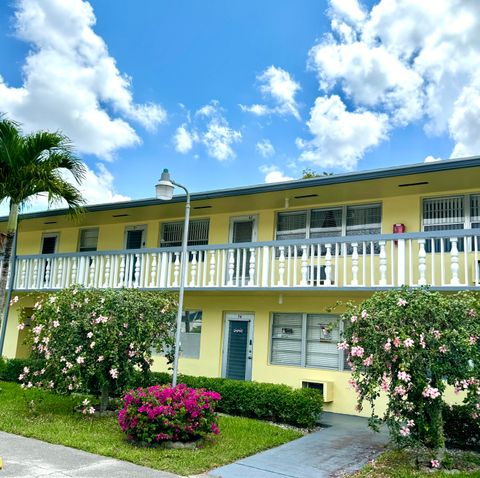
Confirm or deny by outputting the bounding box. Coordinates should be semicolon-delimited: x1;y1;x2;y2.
2;156;480;415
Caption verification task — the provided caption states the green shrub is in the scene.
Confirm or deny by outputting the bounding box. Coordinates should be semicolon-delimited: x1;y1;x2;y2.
143;373;323;428
0;356;6;380
443;404;480;450
0;357;45;383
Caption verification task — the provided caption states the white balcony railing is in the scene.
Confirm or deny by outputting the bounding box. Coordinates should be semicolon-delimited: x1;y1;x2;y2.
10;229;480;291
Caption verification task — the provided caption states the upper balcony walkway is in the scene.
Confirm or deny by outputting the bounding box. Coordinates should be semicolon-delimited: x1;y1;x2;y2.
8;229;480;293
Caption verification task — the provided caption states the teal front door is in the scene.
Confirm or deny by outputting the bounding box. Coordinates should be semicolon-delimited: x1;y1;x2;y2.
223;314;253;380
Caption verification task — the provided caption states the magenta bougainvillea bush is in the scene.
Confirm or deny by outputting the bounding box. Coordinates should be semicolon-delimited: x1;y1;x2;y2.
118;384;221;444
339;287;480;460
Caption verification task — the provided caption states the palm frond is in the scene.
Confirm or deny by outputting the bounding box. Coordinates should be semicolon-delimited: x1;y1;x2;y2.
0;116;86;217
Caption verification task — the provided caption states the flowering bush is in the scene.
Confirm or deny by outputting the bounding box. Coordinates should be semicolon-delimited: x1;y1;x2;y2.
339;287;480;454
118;384;221;444
17;286;177;411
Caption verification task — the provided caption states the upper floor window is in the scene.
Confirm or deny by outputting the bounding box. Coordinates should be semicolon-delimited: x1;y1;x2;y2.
41;233;58;254
160;219;209;248
276;203;382;242
78;228;99;252
422;194;480;252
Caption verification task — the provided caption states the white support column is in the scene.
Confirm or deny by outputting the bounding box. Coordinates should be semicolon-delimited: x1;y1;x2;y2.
159;252;168;287
351;242;359;286
32;259;39;289
227;249;235;286
102;255;110;288
418;239;427;286
44;258;51;288
248;248;256;286
324;243;332;286
88;257;96;288
261;246;270;287
190;251;197;287
70;257;77;285
173;252;180;287
149;253;157;287
278;246;285;286
20;261;26;289
300;245;308;286
397;239;406;286
133;254;141;288
119;255;126;287
56;258;63;288
208;250;216;286
450;237;460;285
379;240;387;286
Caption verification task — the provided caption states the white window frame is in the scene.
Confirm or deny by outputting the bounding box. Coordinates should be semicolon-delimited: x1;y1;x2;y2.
275;203;382;241
40;232;60;254
421;194;480;252
78;227;99;252
160;218;210;248
269;312;346;371
421;194;480;231
229;215;258;243
124;225;147;249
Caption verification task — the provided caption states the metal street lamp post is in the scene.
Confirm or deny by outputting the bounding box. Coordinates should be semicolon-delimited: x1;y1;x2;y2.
155;169;190;387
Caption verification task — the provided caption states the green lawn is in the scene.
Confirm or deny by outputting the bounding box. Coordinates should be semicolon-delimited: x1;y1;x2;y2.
355;450;480;478
0;381;302;476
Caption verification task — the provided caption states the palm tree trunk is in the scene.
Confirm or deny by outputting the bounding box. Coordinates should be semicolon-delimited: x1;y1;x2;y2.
0;202;19;356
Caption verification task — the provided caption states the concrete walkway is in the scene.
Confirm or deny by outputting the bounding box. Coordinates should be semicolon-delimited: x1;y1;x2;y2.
209;413;389;478
0;431;181;478
0;414;388;478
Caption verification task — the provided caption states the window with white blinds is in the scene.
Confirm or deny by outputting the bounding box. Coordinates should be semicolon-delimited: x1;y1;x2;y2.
78;228;99;252
306;315;341;369
276;211;307;241
275;203;381;243
271;313;303;366
160;219;210;247
270;313;344;370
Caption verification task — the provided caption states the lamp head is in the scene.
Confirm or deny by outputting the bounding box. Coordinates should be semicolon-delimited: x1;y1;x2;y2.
155;168;175;200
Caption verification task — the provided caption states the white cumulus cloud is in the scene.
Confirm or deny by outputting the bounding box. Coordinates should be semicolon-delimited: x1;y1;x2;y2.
297;95;388;170
173;101;242;161
299;0;480;170
259;165;294;183
0;0;166;160
173;125;197;154
424;155;442;163
240;66;301;120
256;139;275;158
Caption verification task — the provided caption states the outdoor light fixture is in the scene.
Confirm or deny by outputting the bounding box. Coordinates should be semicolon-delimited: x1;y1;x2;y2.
155;169;190;387
155;169;176;201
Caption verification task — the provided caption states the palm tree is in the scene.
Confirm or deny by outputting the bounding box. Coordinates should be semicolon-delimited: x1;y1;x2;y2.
0;117;86;354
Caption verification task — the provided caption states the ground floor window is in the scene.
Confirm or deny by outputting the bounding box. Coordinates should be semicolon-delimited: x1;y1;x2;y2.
270;313;346;371
180;310;202;358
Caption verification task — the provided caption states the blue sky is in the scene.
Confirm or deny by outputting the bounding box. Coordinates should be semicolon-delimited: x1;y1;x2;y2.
0;0;477;207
